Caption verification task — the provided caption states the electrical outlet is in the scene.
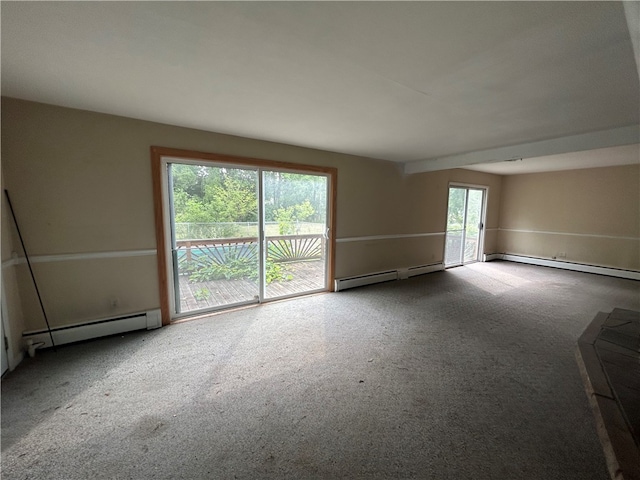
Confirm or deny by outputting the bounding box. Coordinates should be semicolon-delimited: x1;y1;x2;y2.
110;297;119;308
558;252;566;259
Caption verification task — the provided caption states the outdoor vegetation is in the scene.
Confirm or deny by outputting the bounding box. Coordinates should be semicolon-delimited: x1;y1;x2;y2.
186;252;291;285
445;187;484;264
447;188;483;237
171;164;326;239
171;163;326;287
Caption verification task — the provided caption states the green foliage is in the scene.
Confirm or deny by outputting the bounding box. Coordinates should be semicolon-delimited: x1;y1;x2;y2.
447;188;483;237
206;176;257;223
193;288;211;301
172;164;258;238
274;200;315;235
265;261;291;284
263;172;327;224
447;188;466;228
171;163;327;240
188;253;289;284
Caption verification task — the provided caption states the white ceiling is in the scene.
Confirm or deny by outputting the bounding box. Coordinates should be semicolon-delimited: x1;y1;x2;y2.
2;2;639;174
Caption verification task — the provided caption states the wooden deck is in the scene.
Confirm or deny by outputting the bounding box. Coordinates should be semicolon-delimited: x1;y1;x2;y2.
178;260;325;312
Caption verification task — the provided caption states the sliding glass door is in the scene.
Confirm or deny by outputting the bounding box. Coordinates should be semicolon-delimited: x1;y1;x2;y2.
444;186;486;267
263;171;328;299
169;163;260;313
166;160;330;317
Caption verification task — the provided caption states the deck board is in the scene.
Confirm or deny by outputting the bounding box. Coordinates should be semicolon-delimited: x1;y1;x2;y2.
178;260;325;312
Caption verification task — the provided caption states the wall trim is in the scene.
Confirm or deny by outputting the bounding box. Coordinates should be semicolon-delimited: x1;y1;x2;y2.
335;262;444;291
486;254;640;281
498;228;639;241
336;232;445;243
2;249;157;269
22;309;162;349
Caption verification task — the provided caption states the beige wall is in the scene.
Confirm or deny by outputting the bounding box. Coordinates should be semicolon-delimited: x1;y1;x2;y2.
498;164;640;270
2;178;26;366
1;98;503;337
11;98;636;352
335;168;502;277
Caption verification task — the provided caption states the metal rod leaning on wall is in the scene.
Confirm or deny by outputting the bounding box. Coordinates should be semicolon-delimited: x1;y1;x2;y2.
4;190;56;351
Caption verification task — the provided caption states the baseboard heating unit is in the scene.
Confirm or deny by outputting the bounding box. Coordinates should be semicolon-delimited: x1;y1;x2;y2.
485;254;640;281
335;263;444;291
398;263;444;279
22;309;162;349
335;270;398;291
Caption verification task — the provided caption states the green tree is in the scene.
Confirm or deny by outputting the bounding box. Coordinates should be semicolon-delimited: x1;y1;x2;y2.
205;175;257;223
171;164;258;238
274;200;315;234
447;188;466;229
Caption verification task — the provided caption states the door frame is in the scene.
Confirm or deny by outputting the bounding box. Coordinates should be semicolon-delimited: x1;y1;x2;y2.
444;182;488;267
151;146;337;326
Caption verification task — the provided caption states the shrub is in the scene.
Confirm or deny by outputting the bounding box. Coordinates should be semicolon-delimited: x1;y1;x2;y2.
188;253;289;284
194;287;211;301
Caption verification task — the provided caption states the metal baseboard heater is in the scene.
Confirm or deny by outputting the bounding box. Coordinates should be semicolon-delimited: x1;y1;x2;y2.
22;310;162;349
484;254;640;281
335;263;444;291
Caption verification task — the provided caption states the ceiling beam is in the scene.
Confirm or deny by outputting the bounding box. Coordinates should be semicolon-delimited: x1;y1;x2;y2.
403;125;640;175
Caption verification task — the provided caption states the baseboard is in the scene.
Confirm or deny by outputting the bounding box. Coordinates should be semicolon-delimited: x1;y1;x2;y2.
335;263;444;291
486;254;640;281
483;253;503;262
398;263;444;279
335;270;398;291
22;309;162;349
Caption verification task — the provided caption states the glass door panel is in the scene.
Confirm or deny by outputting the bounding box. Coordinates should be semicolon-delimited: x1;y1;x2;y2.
263;171;328;299
445;186;485;267
463;189;484;263
169;163;259;314
445;187;466;266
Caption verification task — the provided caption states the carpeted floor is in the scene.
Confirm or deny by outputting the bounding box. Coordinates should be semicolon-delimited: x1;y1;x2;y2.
2;261;639;479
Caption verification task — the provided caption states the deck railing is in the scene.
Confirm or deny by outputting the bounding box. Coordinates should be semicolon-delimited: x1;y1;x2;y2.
175;234;324;273
266;235;324;263
174;222;324;239
445;230;478;265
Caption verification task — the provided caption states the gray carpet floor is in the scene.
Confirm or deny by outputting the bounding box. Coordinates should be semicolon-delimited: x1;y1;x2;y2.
2;261;639;479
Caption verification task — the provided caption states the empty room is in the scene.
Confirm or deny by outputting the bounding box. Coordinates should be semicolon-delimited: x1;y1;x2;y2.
1;2;639;479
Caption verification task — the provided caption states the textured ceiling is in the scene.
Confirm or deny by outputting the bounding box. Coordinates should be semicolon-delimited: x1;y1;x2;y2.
2;2;638;173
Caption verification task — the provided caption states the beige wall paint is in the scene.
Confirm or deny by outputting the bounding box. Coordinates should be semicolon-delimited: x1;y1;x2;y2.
406;169;502;233
405;168;502;258
498;164;640;270
2;172;26;364
1;98;502;339
2;265;25;366
15;257;160;332
336;236;445;278
335;168;502;277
